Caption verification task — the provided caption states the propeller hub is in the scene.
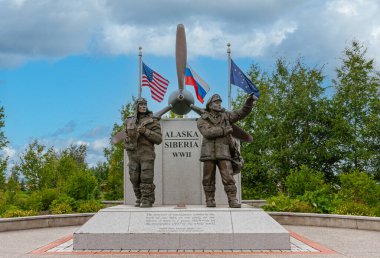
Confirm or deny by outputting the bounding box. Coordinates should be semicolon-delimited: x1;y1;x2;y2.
168;89;194;115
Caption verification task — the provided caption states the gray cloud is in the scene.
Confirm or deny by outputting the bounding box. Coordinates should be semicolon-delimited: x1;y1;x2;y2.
81;125;110;139
50;120;76;137
1;0;379;73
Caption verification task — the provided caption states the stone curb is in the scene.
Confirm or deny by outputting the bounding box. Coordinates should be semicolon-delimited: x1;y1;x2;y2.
0;213;94;232
1;211;379;232
269;212;380;231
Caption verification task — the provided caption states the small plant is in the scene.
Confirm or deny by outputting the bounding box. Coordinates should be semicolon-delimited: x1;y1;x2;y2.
50;203;73;214
333;201;376;216
2;208;38;218
263;193;316;213
77;200;105;213
49;195;76;214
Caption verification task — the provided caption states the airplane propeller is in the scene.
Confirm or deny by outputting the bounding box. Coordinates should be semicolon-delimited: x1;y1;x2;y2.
112;24;253;144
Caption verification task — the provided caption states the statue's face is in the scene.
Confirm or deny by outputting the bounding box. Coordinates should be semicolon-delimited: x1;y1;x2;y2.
209;100;222;112
138;103;147;113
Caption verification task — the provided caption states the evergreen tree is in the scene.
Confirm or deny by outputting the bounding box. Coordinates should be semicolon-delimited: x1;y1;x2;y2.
332;41;380;178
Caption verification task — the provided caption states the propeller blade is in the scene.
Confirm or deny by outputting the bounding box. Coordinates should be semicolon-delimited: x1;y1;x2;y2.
111;130;126;145
176;24;187;91
232;124;253;142
190;104;205;115
153;104;173;119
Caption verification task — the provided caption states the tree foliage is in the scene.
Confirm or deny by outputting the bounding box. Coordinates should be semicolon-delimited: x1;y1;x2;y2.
0;106;8;191
103;102;134;200
332;41;380;178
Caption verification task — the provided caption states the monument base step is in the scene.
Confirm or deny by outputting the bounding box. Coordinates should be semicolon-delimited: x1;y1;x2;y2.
73;205;290;250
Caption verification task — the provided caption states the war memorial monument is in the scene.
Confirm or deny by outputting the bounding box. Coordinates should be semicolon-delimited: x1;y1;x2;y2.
73;24;290;250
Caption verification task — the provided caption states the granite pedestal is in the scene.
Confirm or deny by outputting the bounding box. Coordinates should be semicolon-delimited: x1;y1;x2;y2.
73;205;290;250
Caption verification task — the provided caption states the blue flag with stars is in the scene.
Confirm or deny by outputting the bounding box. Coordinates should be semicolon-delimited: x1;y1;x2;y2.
230;59;260;98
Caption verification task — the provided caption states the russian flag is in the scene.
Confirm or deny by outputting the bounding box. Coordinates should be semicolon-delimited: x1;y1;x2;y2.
185;65;210;104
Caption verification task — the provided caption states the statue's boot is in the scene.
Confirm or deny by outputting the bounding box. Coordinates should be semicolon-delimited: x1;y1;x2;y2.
224;185;241;208
133;187;142;207
204;185;216;207
140;183;155;208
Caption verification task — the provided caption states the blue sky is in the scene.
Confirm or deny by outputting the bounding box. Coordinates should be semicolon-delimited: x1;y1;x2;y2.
1;0;380;170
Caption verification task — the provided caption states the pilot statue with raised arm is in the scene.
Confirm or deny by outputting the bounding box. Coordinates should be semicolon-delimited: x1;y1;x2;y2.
197;94;256;208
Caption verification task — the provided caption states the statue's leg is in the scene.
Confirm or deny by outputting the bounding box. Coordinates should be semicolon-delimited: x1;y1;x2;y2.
128;156;142;207
140;159;155;208
218;160;241;208
202;161;216;207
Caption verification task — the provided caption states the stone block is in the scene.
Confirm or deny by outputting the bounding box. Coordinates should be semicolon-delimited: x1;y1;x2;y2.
73;205;290;250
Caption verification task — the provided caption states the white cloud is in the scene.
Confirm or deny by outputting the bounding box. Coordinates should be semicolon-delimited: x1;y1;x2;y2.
91;138;109;152
327;0;359;16
2;146;16;158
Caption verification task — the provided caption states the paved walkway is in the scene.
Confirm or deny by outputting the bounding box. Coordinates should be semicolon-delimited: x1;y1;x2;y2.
0;225;379;257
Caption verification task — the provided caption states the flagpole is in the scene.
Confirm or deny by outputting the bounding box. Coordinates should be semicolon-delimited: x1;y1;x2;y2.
227;43;231;110
138;46;142;98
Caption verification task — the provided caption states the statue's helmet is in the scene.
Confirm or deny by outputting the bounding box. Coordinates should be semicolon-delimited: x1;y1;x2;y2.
133;97;149;113
206;94;222;111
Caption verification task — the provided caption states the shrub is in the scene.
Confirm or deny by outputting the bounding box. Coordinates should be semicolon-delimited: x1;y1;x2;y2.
2;208;38;218
338;171;380;206
263;193;316;213
50;203;73;214
77;200;104;213
40;188;59;210
63;170;99;200
49;195;76;214
333;201;376;216
285;165;325;197
299;186;336;213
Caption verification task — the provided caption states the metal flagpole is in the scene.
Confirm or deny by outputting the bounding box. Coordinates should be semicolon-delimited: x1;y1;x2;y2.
227;43;231;110
138;46;142;98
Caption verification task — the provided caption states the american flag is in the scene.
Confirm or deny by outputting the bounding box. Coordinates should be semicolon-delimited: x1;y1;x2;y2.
142;62;169;102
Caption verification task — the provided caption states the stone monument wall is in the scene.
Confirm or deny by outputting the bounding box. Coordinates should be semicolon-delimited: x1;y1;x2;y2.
124;118;241;205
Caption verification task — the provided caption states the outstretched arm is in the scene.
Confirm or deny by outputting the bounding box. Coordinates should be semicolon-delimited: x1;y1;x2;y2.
228;95;256;123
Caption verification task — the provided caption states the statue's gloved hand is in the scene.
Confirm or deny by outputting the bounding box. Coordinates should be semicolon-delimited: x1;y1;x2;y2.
249;93;258;101
137;126;146;134
223;125;233;136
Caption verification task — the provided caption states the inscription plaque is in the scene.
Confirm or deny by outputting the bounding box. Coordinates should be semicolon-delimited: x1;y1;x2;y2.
145;212;216;233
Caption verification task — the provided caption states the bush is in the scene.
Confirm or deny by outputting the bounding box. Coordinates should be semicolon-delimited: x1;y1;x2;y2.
63;170;99;200
333;201;376;216
49;195;76;214
50;203;73;214
263;193;316;213
77;200;104;213
25;191;43;211
338;171;380;206
285;165;325;197
299;186;336;213
2;208;38;218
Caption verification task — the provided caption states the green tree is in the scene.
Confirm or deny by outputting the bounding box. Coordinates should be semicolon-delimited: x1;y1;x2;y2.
18;140;45;191
0;106;8;191
332;41;380;178
104;102;133;200
235;59;334;198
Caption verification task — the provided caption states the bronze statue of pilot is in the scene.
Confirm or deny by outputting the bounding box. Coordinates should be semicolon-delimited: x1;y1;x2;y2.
124;98;162;208
197;94;256;208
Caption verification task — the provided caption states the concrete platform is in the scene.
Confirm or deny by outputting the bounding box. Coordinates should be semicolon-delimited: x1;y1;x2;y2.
73;205;290;250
